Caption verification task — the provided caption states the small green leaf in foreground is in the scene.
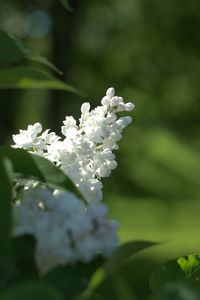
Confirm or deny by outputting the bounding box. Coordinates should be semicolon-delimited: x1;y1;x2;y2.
0;30;24;65
0;146;79;196
19;45;62;74
0;30;62;74
104;241;157;273
0;66;79;93
87;241;157;295
149;258;200;300
178;255;200;280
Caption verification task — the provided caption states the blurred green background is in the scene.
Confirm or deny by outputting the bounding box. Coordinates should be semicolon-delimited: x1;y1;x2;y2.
1;0;200;298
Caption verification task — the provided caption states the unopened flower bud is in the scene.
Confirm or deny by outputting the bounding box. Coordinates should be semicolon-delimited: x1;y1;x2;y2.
125;102;135;111
101;96;110;106
81;102;90;114
106;87;115;98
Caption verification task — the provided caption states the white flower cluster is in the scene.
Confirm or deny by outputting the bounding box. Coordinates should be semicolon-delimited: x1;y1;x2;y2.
12;123;60;155
13;88;135;202
12;88;134;274
12;187;119;275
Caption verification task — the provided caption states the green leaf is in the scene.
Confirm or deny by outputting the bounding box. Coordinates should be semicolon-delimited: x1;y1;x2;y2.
0;30;61;74
0;146;79;196
44;258;103;299
0;32;80;93
0;281;64;300
87;241;156;297
104;241;157;273
178;255;200;280
149;259;200;300
149;260;186;293
0;30;24;65
0;66;79;93
25;50;62;74
17;43;62;74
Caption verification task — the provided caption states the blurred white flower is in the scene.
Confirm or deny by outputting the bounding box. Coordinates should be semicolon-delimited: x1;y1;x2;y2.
12;187;119;274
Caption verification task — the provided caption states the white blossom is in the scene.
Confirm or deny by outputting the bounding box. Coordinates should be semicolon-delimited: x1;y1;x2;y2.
13;122;42;150
12;187;119;274
12;123;60;156
12;88;135;202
